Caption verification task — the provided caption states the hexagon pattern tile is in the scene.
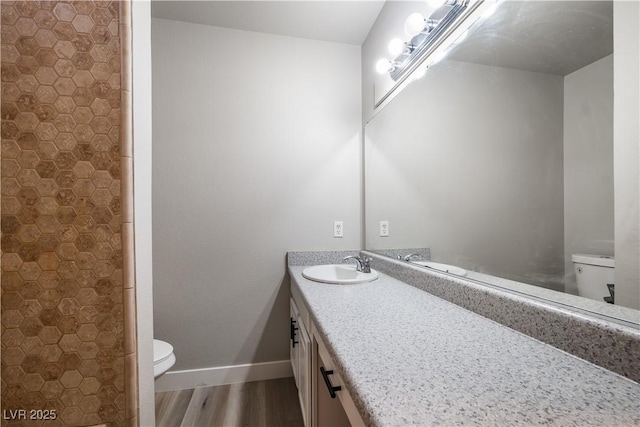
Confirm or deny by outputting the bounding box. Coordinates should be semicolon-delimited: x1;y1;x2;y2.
2;1;125;425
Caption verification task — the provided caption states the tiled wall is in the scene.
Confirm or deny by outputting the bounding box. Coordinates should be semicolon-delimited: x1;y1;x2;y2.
1;1;134;425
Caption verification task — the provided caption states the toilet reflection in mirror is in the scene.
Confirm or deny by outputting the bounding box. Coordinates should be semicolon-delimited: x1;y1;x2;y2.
364;1;639;319
572;255;615;303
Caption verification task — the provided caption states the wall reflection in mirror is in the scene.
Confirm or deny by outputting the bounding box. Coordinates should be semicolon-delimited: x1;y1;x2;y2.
365;1;640;318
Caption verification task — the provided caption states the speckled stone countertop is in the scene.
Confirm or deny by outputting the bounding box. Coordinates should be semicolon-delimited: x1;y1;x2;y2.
362;251;640;382
289;261;640;426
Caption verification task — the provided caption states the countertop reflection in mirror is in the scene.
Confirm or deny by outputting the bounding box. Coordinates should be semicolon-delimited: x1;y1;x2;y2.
364;0;639;324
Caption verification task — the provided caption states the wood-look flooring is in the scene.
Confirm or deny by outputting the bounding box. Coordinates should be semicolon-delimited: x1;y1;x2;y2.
155;377;304;427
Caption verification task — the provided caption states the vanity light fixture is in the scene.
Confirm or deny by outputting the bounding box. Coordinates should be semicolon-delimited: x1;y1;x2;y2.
388;38;407;56
427;0;448;9
404;12;428;37
376;0;475;80
410;46;447;82
375;0;502;108
376;58;397;74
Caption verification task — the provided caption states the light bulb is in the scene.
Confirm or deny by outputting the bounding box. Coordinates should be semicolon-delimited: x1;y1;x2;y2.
376;58;391;74
426;0;447;10
404;13;425;37
388;38;405;56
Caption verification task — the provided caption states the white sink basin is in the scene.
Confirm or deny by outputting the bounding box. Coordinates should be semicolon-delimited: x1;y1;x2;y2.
302;264;379;284
411;260;467;276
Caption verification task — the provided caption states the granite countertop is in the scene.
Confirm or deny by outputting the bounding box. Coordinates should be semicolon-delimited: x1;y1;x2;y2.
289;265;640;426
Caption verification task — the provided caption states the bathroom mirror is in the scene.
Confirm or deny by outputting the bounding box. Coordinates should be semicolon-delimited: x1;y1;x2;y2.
365;1;640;324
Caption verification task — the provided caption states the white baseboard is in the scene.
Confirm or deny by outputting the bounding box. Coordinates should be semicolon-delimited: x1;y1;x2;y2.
154;359;293;392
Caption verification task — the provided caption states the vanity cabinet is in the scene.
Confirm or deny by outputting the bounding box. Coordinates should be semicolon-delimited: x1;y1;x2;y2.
290;298;311;425
290;295;364;427
312;326;365;427
298;317;311;424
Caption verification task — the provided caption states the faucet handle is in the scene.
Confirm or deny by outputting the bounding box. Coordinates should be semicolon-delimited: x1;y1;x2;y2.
360;257;373;273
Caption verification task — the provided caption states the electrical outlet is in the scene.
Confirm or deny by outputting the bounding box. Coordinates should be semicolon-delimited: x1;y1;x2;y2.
380;220;389;237
333;221;344;238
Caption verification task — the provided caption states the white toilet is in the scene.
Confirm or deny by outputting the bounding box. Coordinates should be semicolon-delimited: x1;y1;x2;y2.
154;339;176;379
572;254;615;303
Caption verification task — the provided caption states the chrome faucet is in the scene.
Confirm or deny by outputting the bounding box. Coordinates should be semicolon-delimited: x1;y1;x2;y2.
403;253;423;262
343;255;373;273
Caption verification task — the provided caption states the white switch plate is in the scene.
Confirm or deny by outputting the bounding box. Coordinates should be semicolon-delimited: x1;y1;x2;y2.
380;220;389;237
333;221;344;238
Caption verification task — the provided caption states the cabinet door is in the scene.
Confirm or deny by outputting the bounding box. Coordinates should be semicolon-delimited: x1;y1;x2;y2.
298;317;311;426
312;330;366;427
290;299;300;387
314;339;351;427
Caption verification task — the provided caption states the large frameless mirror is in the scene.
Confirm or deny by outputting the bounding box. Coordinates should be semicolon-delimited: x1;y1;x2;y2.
365;0;640;325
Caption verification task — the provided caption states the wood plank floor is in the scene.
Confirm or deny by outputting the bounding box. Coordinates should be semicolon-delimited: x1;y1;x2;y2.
155;377;304;427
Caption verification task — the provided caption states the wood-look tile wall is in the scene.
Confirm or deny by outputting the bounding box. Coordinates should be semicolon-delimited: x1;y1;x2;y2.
1;1;135;425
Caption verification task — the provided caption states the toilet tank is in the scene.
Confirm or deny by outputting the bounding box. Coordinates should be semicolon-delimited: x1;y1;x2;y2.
572;254;615;302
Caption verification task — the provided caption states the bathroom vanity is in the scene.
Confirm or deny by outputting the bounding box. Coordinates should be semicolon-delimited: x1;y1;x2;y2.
288;251;640;426
290;283;364;427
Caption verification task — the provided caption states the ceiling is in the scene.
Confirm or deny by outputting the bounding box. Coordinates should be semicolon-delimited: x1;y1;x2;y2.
151;0;386;46
448;1;613;76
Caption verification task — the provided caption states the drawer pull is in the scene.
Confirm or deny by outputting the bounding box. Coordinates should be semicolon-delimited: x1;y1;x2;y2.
290;317;298;347
320;366;342;398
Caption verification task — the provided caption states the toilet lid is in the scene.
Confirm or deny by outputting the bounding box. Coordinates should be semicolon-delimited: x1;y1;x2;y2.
154;339;174;364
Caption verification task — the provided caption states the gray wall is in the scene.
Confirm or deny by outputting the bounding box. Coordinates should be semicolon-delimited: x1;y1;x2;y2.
365;59;565;289
563;55;614;295
614;2;640;310
151;18;362;370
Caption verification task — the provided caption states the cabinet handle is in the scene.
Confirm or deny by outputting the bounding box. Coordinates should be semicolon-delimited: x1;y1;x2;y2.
290;317;298;348
320;366;342;399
